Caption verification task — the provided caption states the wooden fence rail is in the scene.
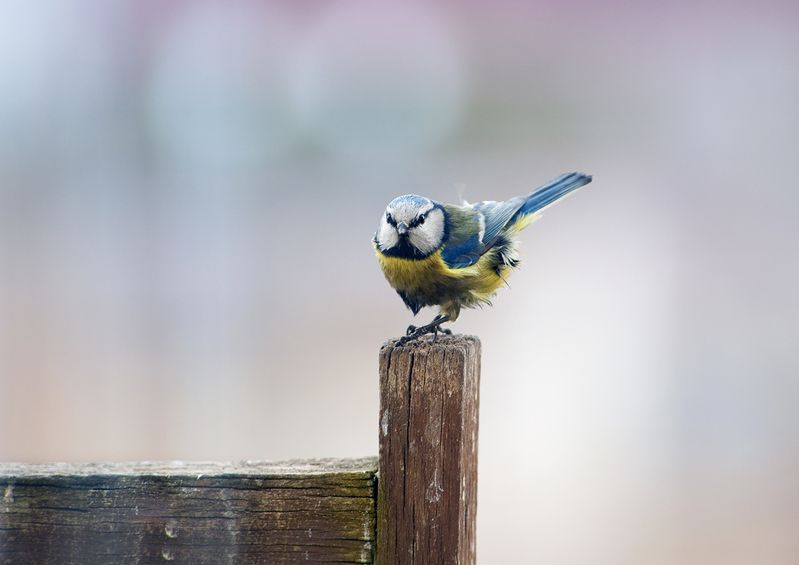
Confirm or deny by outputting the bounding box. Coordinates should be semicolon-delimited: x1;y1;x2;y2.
0;335;480;564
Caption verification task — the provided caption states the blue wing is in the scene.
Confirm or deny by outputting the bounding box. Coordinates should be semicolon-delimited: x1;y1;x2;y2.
440;172;591;269
440;200;524;269
472;197;526;246
440;230;484;269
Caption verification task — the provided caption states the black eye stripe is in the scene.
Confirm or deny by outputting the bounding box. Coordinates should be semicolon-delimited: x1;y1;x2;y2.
409;213;427;228
387;210;431;228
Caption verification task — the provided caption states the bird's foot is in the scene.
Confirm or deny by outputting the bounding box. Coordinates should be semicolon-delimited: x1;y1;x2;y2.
430;319;453;342
396;316;451;346
397;325;433;345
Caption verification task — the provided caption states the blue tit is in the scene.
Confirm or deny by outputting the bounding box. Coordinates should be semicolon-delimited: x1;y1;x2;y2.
374;172;592;342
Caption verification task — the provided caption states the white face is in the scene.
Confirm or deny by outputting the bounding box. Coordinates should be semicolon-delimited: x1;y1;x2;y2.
376;195;446;256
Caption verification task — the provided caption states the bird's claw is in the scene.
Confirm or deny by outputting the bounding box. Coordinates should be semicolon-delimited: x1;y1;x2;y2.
395;316;451;346
431;326;452;342
396;326;429;346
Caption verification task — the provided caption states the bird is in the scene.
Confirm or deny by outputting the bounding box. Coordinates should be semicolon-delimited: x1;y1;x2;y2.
374;171;592;344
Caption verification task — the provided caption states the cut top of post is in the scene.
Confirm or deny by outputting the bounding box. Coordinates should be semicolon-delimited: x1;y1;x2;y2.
380;333;480;353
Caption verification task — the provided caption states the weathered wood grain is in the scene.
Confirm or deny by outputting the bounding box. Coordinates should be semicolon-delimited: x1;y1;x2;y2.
0;457;377;564
377;335;481;565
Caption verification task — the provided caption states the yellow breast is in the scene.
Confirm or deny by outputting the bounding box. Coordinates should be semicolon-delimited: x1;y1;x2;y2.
375;248;510;308
376;250;451;295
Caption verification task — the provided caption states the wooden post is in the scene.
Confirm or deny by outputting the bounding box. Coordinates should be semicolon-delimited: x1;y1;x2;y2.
377;335;481;565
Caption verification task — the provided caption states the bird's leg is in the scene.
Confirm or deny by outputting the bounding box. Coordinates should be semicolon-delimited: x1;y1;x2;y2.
397;315;451;345
429;314;452;337
432;318;453;341
405;324;417;336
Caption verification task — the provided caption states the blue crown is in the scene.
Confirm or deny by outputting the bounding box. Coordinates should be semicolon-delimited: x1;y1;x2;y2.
389;194;430;208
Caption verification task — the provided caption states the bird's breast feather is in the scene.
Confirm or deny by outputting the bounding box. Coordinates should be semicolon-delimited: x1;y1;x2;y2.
377;250;450;292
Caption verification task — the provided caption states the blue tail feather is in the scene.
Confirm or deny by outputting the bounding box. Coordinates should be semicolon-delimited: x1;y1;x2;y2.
517;172;592;217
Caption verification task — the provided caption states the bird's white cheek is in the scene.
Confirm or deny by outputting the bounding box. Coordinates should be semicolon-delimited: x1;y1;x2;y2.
410;226;441;253
378;221;399;250
409;231;436;254
407;232;424;252
409;212;445;255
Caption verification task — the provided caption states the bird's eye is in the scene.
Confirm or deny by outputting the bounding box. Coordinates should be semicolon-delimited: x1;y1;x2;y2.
417;214;426;225
386;213;395;225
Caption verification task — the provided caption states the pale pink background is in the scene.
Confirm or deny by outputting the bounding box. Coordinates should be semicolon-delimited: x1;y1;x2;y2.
1;1;798;562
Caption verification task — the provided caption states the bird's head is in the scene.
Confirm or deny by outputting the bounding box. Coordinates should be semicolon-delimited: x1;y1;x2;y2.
375;195;447;258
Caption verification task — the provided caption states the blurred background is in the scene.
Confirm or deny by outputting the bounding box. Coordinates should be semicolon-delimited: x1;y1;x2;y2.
1;0;798;562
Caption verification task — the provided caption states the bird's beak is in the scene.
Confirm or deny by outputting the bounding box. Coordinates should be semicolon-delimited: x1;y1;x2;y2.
397;222;409;236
